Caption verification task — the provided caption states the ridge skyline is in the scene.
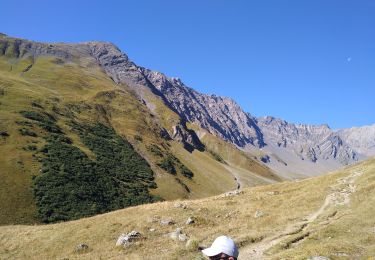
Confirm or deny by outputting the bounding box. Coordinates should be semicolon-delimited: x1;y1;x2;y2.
0;0;375;129
2;1;373;130
1;31;373;130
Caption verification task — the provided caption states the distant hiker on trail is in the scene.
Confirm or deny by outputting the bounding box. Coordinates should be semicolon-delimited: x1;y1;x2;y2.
202;235;239;260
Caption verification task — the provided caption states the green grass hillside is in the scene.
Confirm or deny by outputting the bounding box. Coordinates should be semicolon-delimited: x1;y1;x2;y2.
0;35;276;225
0;157;373;259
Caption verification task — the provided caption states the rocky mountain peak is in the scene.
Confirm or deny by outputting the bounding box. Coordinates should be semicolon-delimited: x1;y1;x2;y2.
338;124;375;157
169;77;183;85
86;41;128;62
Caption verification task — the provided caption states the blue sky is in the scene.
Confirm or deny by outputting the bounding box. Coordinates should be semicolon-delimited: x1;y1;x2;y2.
1;0;374;129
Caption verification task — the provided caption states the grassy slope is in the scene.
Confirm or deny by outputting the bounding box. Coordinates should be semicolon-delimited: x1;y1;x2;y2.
0;38;276;225
0;55;124;224
0;53;193;224
1;158;373;259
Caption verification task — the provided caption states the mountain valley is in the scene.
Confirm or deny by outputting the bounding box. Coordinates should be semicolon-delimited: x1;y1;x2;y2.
0;33;374;259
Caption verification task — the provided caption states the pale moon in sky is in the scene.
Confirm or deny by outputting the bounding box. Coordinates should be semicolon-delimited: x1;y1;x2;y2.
347;57;352;62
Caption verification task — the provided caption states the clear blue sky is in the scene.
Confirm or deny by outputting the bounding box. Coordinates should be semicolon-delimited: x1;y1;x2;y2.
1;0;374;129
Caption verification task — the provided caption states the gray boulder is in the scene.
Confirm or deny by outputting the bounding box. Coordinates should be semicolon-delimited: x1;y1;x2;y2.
116;231;141;247
168;228;189;242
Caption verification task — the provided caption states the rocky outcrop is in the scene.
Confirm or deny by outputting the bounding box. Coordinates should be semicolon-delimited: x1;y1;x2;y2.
87;42;151;88
172;121;205;152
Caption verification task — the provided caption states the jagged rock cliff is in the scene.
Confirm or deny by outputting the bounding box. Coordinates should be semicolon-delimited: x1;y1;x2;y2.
86;42;264;148
141;70;264;148
255;116;360;177
257;116;358;164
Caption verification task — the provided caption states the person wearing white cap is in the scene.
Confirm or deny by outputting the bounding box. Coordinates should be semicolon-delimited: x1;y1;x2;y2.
201;235;239;260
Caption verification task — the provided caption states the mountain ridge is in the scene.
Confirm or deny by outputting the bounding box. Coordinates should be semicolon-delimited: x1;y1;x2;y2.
0;33;373;216
73;34;373;177
0;33;279;225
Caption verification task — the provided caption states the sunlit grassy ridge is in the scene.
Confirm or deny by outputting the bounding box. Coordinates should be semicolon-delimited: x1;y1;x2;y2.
0;35;275;225
0;157;373;259
0;53;188;224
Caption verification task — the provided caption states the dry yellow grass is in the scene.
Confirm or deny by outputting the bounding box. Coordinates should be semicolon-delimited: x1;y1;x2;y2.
1;158;373;259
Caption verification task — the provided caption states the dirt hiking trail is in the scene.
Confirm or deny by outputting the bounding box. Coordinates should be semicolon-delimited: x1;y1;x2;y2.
239;169;364;259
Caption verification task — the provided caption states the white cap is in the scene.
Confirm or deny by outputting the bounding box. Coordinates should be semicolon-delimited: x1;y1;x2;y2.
202;236;239;258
